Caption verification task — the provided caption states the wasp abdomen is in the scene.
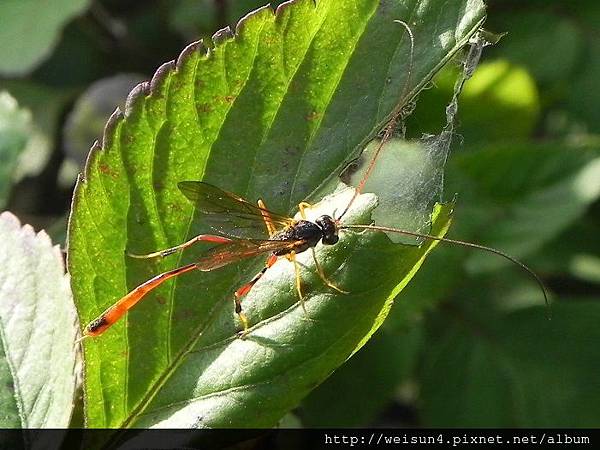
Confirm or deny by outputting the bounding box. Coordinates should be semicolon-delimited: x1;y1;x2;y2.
272;220;323;255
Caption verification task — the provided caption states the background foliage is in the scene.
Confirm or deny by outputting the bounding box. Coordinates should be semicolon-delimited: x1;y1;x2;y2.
0;0;598;429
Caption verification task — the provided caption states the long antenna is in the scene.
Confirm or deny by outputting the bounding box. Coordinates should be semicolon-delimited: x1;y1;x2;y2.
338;20;415;221
341;223;550;312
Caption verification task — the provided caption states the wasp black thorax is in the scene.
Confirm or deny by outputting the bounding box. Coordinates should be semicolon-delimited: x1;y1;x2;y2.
271;215;339;256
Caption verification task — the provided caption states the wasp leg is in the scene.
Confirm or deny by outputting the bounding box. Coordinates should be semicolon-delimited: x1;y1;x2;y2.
83;263;198;338
297;202;313;220
257;199;277;237
234;253;278;336
285;251;306;314
127;235;232;259
311;248;348;294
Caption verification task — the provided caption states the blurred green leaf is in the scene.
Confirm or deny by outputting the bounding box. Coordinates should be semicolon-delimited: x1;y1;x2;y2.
46;214;69;248
488;4;600;133
63;73;146;166
457;61;540;144
448;142;600;272
567;254;600;285
387;245;466;327
420;301;600;427
69;0;484;428
0;92;31;208
566;39;600;133
409;60;540;145
532;218;600;285
492;11;583;87
502;8;584;84
0;212;78;428
169;0;218;38
0;81;73;181
32;20;110;88
0;0;90;76
300;325;423;427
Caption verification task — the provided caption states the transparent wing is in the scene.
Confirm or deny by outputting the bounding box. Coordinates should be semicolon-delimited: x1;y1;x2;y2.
178;181;294;237
194;238;302;271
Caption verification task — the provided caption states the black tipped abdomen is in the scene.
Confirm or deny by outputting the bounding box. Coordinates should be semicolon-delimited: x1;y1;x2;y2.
86;316;110;337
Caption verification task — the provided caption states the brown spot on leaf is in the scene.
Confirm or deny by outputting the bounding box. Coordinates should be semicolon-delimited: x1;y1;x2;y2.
198;103;213;113
305;111;321;121
98;163;118;179
168;202;184;213
173;307;195;321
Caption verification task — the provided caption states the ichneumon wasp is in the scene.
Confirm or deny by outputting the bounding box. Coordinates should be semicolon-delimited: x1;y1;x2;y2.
81;172;548;339
80;21;549;340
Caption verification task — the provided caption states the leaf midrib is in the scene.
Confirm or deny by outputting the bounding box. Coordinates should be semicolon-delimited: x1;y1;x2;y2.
131;285;383;423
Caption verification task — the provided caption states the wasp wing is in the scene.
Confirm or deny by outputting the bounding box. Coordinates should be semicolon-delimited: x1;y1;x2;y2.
194;238;302;271
178;181;294;236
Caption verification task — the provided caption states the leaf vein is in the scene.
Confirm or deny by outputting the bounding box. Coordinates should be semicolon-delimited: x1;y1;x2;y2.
121;17;271;429
288;3;379;209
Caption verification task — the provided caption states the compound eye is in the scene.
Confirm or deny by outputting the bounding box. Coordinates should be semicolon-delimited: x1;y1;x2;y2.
323;234;339;245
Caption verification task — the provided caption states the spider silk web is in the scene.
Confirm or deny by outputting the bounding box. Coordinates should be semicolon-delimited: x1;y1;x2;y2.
341;32;491;244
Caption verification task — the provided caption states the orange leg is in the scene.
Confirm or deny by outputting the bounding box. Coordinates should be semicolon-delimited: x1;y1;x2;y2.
83;263;197;338
311;248;348;294
285;251;306;314
127;234;232;259
298;202;312;220
234;253;278;332
258;199;277;237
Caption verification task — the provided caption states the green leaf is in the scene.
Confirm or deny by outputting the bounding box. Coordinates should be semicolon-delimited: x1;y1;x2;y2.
0;81;73;181
0;212;78;428
63;74;146;166
567;0;600;133
567;38;600;133
300;325;422;427
493;11;583;87
0;0;90;76
533;218;600;285
449;141;600;272
0;92;31;208
420;301;600;427
409;60;540;145
69;0;484;428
